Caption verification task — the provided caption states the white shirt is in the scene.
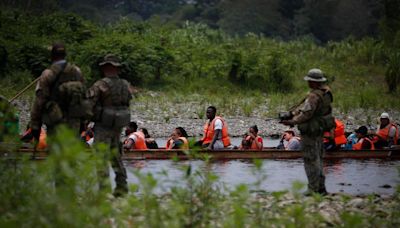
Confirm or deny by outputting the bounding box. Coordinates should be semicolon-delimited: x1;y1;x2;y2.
214;119;223;130
128;133;137;142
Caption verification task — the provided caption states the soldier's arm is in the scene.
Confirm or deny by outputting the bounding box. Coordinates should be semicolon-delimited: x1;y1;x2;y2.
86;81;105;107
291;93;320;125
30;69;55;130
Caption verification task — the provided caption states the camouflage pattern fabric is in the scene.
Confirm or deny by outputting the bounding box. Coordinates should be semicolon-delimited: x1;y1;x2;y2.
30;61;83;133
87;75;131;196
289;85;332;194
302;135;325;192
94;125;128;194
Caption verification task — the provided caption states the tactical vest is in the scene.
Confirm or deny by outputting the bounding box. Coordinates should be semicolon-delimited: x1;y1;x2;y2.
96;77;131;129
298;87;335;135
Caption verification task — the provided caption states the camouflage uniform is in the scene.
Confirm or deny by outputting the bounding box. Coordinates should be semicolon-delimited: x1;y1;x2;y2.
30;60;83;134
286;69;333;194
87;58;132;195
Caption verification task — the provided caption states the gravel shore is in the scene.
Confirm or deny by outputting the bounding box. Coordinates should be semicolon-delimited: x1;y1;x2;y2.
12;96;400;138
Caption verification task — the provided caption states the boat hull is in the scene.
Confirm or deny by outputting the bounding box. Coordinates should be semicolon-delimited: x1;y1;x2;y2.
2;148;400;160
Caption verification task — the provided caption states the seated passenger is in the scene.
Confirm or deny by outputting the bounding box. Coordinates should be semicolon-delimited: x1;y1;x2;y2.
283;130;301;150
196;106;231;150
81;122;94;146
344;132;357;150
140;128;158;149
353;126;375;150
323;119;347;151
123;122;148;150
239;125;263;150
373;112;398;149
166;127;189;150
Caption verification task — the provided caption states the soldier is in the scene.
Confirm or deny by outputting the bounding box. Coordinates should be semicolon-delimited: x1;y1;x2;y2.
280;69;334;195
87;54;132;197
30;43;86;140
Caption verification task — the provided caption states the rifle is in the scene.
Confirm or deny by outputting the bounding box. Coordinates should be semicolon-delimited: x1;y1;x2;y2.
9;77;40;103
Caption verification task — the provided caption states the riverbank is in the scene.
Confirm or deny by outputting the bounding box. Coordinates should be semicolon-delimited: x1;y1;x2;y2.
107;191;400;227
11;91;400;138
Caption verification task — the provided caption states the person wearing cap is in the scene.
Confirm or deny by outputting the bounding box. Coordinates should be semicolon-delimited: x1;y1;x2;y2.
30;42;84;140
280;68;334;195
87;54;132;197
373;112;398;148
353;126;375;150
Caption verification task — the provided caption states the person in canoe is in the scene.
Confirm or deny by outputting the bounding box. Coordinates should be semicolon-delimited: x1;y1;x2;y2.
166;127;189;150
197;106;231;150
239;125;263;150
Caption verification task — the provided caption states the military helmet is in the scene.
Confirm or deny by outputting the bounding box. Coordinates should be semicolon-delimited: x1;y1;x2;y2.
99;54;122;67
304;68;327;82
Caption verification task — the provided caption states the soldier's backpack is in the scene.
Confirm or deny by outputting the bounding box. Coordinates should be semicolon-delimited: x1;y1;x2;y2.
42;62;92;126
95;77;131;129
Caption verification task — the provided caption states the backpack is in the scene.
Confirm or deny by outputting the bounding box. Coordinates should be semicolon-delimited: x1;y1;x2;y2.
42;62;92;126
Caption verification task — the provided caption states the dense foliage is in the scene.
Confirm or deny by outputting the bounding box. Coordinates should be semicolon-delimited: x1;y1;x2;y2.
0;0;387;42
0;7;399;110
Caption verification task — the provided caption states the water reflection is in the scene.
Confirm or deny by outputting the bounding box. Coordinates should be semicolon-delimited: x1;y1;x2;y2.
112;159;400;196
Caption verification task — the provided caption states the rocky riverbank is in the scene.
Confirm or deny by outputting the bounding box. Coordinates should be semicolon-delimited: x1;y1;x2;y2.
12;93;400;138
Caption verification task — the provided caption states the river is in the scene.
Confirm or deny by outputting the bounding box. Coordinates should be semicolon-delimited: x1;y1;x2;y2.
109;137;400;196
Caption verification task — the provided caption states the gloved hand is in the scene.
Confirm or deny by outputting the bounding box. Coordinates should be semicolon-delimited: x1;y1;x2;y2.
31;129;41;141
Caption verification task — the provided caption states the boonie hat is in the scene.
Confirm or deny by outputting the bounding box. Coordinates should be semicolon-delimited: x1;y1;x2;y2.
380;112;390;119
304;68;327;82
355;126;368;135
99;54;122;67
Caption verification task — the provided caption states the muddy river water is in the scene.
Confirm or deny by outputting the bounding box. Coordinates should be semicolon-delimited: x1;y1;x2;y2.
110;138;400;196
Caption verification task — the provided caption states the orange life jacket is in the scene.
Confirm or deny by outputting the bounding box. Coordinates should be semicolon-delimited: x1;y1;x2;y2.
36;129;47;150
376;123;398;145
250;136;263;150
352;137;375;150
323;119;347;146
125;131;148;150
166;137;189;150
81;129;94;142
22;128;47;149
202;116;231;147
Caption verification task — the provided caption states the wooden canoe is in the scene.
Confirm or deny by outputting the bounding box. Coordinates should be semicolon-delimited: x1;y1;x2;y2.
2;147;400;160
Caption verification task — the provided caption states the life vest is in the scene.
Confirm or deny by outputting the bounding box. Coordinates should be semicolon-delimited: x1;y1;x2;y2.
376;123;398;145
202;116;231;147
166;137;189;150
323;119;347;146
125;131;147;150
21;128;47;149
352;137;375;150
250;136;263;150
81;129;94;142
36;129;47;150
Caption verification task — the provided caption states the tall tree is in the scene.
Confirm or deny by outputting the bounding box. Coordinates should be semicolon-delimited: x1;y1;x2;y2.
217;0;287;37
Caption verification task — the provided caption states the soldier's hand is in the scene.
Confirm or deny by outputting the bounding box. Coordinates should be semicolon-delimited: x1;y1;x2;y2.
32;129;40;141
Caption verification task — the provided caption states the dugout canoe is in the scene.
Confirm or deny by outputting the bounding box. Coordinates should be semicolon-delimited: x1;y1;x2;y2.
2;147;400;160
